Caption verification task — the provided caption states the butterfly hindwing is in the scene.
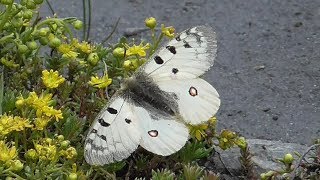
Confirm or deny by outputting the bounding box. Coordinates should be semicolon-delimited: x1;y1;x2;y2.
142;26;217;82
84;97;141;165
157;78;220;125
134;106;189;156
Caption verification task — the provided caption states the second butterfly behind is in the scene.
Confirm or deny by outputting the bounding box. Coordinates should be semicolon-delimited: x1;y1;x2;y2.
84;26;220;165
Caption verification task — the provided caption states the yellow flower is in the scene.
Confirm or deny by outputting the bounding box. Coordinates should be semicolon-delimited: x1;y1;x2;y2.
161;24;175;38
0;115;33;137
125;42;150;57
42;69;65;89
0;141;17;163
64;147;77;159
76;41;92;54
35;143;57;161
34;117;51;130
88;72;112;89
188;123;209;141
123;59;140;71
40;106;63;121
58;44;78;60
24;92;53;109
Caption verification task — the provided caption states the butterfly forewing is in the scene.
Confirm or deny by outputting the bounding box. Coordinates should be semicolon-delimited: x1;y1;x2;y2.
142;26;217;82
84;98;141;165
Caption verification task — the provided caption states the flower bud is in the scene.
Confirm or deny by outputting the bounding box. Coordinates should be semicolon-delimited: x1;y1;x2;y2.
72;20;83;30
25;149;38;161
57;135;64;141
39;27;50;36
283;153;294;164
26;0;36;9
15;99;24;108
87;53;99;66
49;37;61;48
60;140;70;149
10;160;24;172
17;44;28;54
67;173;78;180
27;41;38;50
23;9;33;19
145;17;157;29
39;37;48;45
112;47;125;58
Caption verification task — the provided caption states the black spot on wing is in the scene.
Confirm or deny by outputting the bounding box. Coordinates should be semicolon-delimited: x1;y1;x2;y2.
91;129;98;133
183;41;192;48
172;68;179;74
98;118;110;127
154;56;164;64
166;46;176;54
107;107;118;114
100;135;107;141
148;130;158;137
175;35;181;41
125;118;131;124
189;86;198;96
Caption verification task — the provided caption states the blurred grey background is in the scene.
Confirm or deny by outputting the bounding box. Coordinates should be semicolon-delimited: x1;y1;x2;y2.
41;0;320;145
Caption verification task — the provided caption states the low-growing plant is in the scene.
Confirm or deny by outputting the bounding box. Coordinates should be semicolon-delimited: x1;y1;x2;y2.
0;0;249;179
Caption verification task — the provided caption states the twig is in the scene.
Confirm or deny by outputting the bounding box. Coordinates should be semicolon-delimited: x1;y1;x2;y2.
101;17;121;44
289;143;320;180
45;0;55;15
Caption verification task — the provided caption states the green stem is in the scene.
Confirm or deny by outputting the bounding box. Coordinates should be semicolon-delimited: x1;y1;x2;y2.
82;0;87;40
101;17;120;44
6;171;26;180
150;33;163;56
0;4;13;32
0;66;3;115
85;0;92;41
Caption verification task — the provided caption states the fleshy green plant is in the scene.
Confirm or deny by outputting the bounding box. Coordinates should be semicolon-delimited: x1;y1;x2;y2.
0;1;249;179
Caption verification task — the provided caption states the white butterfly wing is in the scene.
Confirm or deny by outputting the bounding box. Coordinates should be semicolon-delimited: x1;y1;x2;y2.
134;106;189;156
157;78;220;124
84;97;141;165
142;26;217;82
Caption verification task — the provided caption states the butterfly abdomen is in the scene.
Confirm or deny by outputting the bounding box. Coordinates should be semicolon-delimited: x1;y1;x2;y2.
122;73;179;117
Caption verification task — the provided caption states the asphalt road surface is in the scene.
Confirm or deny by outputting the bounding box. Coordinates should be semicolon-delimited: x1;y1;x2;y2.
41;0;320;145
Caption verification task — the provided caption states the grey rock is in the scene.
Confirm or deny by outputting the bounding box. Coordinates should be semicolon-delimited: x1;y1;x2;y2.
210;139;308;175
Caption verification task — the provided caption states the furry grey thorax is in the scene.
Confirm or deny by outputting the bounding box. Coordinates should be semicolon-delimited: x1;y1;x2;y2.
120;72;179;117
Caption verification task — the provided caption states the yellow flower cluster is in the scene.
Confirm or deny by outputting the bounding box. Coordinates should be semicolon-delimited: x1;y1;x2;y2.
57;38;94;62
218;130;247;150
0;115;33;137
42;69;65;89
125;42;150;57
188;117;217;141
88;71;112;89
26;136;77;162
17;91;63;130
0;141;17;163
0;140;23;172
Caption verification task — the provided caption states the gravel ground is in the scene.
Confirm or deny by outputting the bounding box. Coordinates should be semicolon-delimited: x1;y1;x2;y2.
41;0;320;145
